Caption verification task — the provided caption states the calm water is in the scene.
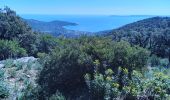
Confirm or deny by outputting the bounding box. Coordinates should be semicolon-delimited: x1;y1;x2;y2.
21;15;152;32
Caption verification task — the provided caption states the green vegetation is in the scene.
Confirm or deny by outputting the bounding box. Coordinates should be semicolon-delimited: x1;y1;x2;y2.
0;7;170;100
0;40;27;60
37;37;149;99
106;17;170;62
0;58;41;99
0;81;9;98
0;7;39;56
85;66;170;100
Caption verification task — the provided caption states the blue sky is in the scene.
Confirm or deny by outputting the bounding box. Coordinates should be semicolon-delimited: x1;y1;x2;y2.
0;0;170;15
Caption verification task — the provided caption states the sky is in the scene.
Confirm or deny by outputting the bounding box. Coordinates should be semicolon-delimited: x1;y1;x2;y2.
0;0;170;15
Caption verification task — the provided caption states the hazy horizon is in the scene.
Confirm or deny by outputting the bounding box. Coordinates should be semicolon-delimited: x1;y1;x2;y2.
19;14;170;16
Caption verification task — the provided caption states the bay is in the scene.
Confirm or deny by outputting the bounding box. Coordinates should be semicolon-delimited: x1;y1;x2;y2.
21;15;152;32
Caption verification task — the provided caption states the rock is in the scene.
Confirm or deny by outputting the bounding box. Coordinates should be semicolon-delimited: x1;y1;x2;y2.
0;64;4;69
26;75;31;78
14;57;37;63
0;57;37;68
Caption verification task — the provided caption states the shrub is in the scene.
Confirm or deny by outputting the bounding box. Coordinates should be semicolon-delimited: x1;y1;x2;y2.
37;34;58;54
85;68;120;100
149;55;160;67
85;67;170;100
38;43;93;99
160;58;169;67
37;52;47;59
49;91;66;100
0;69;5;80
0;7;41;56
17;80;40;100
3;59;14;68
37;39;149;99
8;68;16;78
15;61;24;70
0;40;27;60
0;81;9;99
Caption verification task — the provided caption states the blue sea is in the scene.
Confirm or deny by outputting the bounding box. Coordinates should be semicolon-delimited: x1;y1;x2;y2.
21;15;153;32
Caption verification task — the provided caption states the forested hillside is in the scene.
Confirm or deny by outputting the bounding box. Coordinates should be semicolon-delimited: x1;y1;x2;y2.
25;19;92;37
0;7;170;100
106;17;170;62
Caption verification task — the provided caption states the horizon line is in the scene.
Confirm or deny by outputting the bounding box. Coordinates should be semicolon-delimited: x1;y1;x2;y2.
19;14;170;16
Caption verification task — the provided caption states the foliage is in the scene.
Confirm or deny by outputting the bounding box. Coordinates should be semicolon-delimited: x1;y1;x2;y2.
0;7;31;40
0;56;42;100
160;58;169;67
38;42;93;99
0;40;27;60
85;66;170;100
0;81;9;99
38;36;149;99
85;69;120;100
3;59;14;68
37;34;59;54
17;80;39;100
49;91;66;100
149;55;160;67
8;68;17;78
0;69;4;80
0;7;40;56
106;17;170;62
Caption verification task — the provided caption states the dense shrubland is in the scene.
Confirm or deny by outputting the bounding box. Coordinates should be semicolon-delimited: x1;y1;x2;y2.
85;66;170;100
0;39;27;60
106;17;170;62
0;7;170;100
37;37;149;99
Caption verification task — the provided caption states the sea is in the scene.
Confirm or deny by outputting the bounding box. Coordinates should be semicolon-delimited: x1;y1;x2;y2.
20;15;153;32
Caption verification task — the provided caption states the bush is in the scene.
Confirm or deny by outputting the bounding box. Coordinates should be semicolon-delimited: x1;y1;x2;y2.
37;38;149;99
0;69;5;80
160;58;169;67
37;34;58;54
17;80;40;100
38;43;93;99
8;68;16;78
0;82;9;99
49;91;66;100
0;40;27;60
15;61;24;70
85;67;170;100
149;55;160;67
3;59;14;68
0;7;40;56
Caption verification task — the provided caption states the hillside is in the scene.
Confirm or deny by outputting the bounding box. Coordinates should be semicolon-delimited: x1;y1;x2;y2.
113;17;170;34
106;17;170;36
25;19;92;37
104;17;170;59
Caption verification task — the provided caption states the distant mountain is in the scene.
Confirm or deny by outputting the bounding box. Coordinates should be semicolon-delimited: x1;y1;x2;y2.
24;19;92;37
102;17;170;36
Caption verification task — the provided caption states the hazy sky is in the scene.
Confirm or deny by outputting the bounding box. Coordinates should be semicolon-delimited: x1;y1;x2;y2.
0;0;170;15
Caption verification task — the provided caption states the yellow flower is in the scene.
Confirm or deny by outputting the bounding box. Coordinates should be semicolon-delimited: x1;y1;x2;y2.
93;60;100;66
123;68;128;74
106;76;112;81
112;83;119;88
